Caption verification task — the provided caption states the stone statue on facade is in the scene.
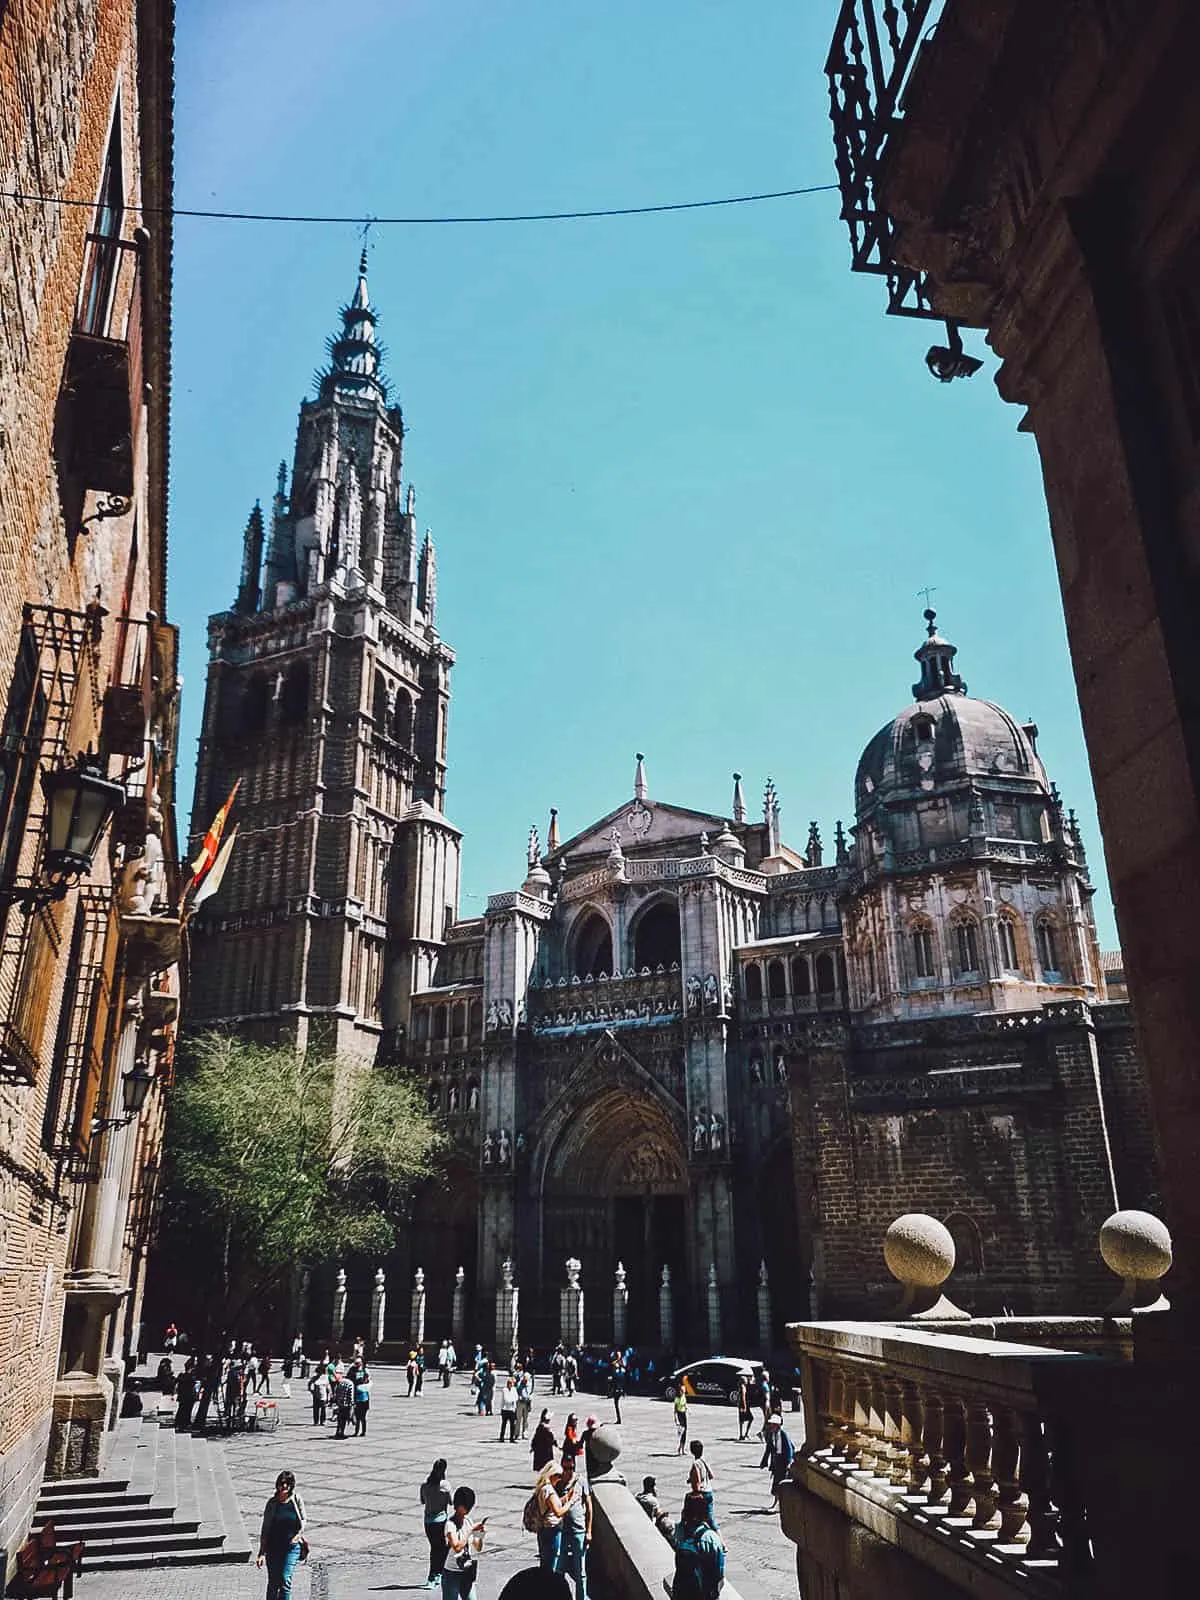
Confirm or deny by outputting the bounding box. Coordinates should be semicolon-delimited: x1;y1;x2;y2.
709;1112;724;1153
703;972;719;1012
122;800;167;917
486;1000;499;1031
497;1128;511;1165
692;1111;708;1153
686;974;702;1013
497;998;513;1027
468;1082;480;1111
482;1132;494;1166
448;1083;459;1112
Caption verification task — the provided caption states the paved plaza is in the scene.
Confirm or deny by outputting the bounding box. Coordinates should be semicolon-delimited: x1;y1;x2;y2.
78;1365;800;1600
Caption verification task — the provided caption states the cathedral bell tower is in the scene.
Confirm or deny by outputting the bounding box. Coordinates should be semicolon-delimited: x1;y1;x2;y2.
186;256;461;1058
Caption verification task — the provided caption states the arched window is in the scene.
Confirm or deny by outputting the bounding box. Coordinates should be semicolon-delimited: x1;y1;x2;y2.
998;917;1020;972
767;959;786;1000
241;675;269;737
413;1009;429;1043
573;911;613;978
911;922;936;980
944;1212;983;1275
469;999;483;1035
953;918;981;976
432;1006;448;1040
815;952;836;995
373;673;390;728
791;955;811;997
744;964;763;1002
633;900;682;970
1037;918;1060;975
451;1002;466;1038
393;689;414;747
280;663;309;725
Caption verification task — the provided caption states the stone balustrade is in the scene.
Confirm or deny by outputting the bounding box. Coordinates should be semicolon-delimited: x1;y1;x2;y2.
528;965;682;1031
787;1319;1099;1595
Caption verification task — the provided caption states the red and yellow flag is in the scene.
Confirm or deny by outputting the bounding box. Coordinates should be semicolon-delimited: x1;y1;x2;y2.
189;779;240;890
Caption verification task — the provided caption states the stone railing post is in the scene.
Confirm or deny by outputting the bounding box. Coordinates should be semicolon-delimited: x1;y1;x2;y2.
706;1262;721;1350
944;1395;973;1518
658;1264;673;1349
332;1264;346;1343
922;1387;948;1505
452;1265;466;1347
993;1405;1029;1544
756;1260;772;1351
370;1266;386;1349
560;1257;584;1348
410;1266;426;1349
496;1257;519;1358
966;1402;999;1531
612;1261;628;1349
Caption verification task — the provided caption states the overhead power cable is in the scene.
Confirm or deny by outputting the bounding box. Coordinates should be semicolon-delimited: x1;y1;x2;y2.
0;183;838;226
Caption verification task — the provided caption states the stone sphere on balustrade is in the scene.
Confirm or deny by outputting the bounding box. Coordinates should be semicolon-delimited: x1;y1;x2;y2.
585;1422;622;1478
883;1213;956;1289
1099;1209;1172;1282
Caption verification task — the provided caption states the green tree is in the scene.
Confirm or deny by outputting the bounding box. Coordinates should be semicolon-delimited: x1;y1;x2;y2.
160;1034;441;1338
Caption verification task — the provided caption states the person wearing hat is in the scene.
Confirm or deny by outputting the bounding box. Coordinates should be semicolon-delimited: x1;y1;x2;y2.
759;1413;796;1509
531;1409;557;1473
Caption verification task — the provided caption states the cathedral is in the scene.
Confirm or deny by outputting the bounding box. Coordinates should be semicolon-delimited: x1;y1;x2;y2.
188;263;1159;1348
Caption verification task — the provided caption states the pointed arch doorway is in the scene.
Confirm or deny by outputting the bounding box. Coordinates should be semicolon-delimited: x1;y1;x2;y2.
539;1086;688;1345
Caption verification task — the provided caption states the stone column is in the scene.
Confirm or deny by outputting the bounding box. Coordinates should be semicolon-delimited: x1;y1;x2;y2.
612;1261;629;1349
370;1266;386;1349
756;1260;773;1352
706;1262;721;1350
659;1264;674;1350
410;1266;426;1348
332;1265;347;1344
452;1265;466;1347
560;1256;584;1348
495;1257;519;1357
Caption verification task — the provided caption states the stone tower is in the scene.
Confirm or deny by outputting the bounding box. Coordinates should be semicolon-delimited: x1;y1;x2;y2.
186;256;460;1058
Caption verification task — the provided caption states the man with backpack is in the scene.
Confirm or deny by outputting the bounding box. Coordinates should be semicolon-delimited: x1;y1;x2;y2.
671;1492;725;1600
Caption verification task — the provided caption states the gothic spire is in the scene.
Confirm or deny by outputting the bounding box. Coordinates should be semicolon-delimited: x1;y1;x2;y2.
634;753;648;802
547;807;560;853
732;772;746;824
320;249;387;403
912;608;966;700
235;502;264;615
764;778;780;856
417;530;437;622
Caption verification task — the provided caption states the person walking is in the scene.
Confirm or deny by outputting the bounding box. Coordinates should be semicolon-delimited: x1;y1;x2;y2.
408;1350;420;1397
554;1455;591;1600
531;1409;557;1472
673;1389;689;1455
438;1341;450;1387
759;1413;796;1510
516;1367;534;1439
480;1362;496;1417
446;1339;458;1378
442;1486;486;1600
499;1375;519;1442
174;1359;198;1431
671;1492;725;1600
353;1335;365;1366
223;1359;244;1433
194;1354;219;1432
258;1354;273;1395
353;1366;372;1436
550;1346;565;1396
532;1462;572;1573
563;1351;578;1396
420;1458;452;1589
560;1414;581;1469
333;1370;354;1439
758;1369;773;1438
687;1440;717;1526
308;1367;329;1426
415;1349;426;1394
736;1375;753;1441
608;1358;625;1427
256;1470;306;1600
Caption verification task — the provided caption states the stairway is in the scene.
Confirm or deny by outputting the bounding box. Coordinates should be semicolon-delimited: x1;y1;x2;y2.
32;1412;253;1571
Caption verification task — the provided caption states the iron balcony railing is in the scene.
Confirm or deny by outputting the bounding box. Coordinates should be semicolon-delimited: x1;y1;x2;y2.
825;0;946;317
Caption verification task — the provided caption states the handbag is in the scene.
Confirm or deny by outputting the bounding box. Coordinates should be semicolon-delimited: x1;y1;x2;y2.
298;1538;310;1562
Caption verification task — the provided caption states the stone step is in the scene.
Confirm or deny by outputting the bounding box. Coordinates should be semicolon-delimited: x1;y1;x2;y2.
82;1544;251;1572
37;1489;153;1513
40;1516;201;1544
33;1502;166;1527
79;1529;227;1563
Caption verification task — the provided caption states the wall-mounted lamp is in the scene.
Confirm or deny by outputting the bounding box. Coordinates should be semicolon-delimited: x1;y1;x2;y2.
1;752;125;912
91;1059;154;1135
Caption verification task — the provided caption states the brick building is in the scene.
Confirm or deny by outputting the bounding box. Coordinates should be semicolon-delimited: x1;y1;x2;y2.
0;0;179;1578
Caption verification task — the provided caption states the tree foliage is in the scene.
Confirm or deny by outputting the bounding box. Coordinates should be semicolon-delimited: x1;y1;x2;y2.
161;1034;441;1336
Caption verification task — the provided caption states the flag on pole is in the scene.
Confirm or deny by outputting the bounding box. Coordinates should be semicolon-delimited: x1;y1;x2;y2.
189;778;240;890
189;825;238;913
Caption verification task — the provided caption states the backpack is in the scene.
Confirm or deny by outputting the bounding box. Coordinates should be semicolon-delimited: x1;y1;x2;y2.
522;1491;545;1534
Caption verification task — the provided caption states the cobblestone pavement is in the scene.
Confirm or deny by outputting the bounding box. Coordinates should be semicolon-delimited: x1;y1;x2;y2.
79;1368;799;1600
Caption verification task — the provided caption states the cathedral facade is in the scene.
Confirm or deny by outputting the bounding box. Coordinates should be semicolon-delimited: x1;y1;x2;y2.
189;268;1158;1349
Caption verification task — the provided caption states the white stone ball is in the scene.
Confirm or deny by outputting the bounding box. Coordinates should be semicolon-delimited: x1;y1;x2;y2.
1099;1210;1172;1281
883;1214;956;1288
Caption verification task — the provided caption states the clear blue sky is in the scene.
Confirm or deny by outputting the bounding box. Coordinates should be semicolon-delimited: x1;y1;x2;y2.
169;0;1118;946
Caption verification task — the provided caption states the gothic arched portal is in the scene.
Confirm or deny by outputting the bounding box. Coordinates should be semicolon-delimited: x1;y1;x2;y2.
538;1085;688;1343
631;899;681;970
571;910;613;978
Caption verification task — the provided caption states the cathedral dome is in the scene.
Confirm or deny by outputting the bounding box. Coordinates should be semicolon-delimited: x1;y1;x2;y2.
855;613;1048;817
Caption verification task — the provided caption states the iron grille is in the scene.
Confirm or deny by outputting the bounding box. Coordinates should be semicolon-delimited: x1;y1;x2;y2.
825;0;945;318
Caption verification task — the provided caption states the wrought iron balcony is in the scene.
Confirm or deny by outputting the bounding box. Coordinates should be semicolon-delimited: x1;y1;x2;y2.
826;0;945;317
58;230;146;495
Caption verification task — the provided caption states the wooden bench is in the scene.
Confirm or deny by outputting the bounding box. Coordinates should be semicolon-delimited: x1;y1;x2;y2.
8;1522;84;1599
